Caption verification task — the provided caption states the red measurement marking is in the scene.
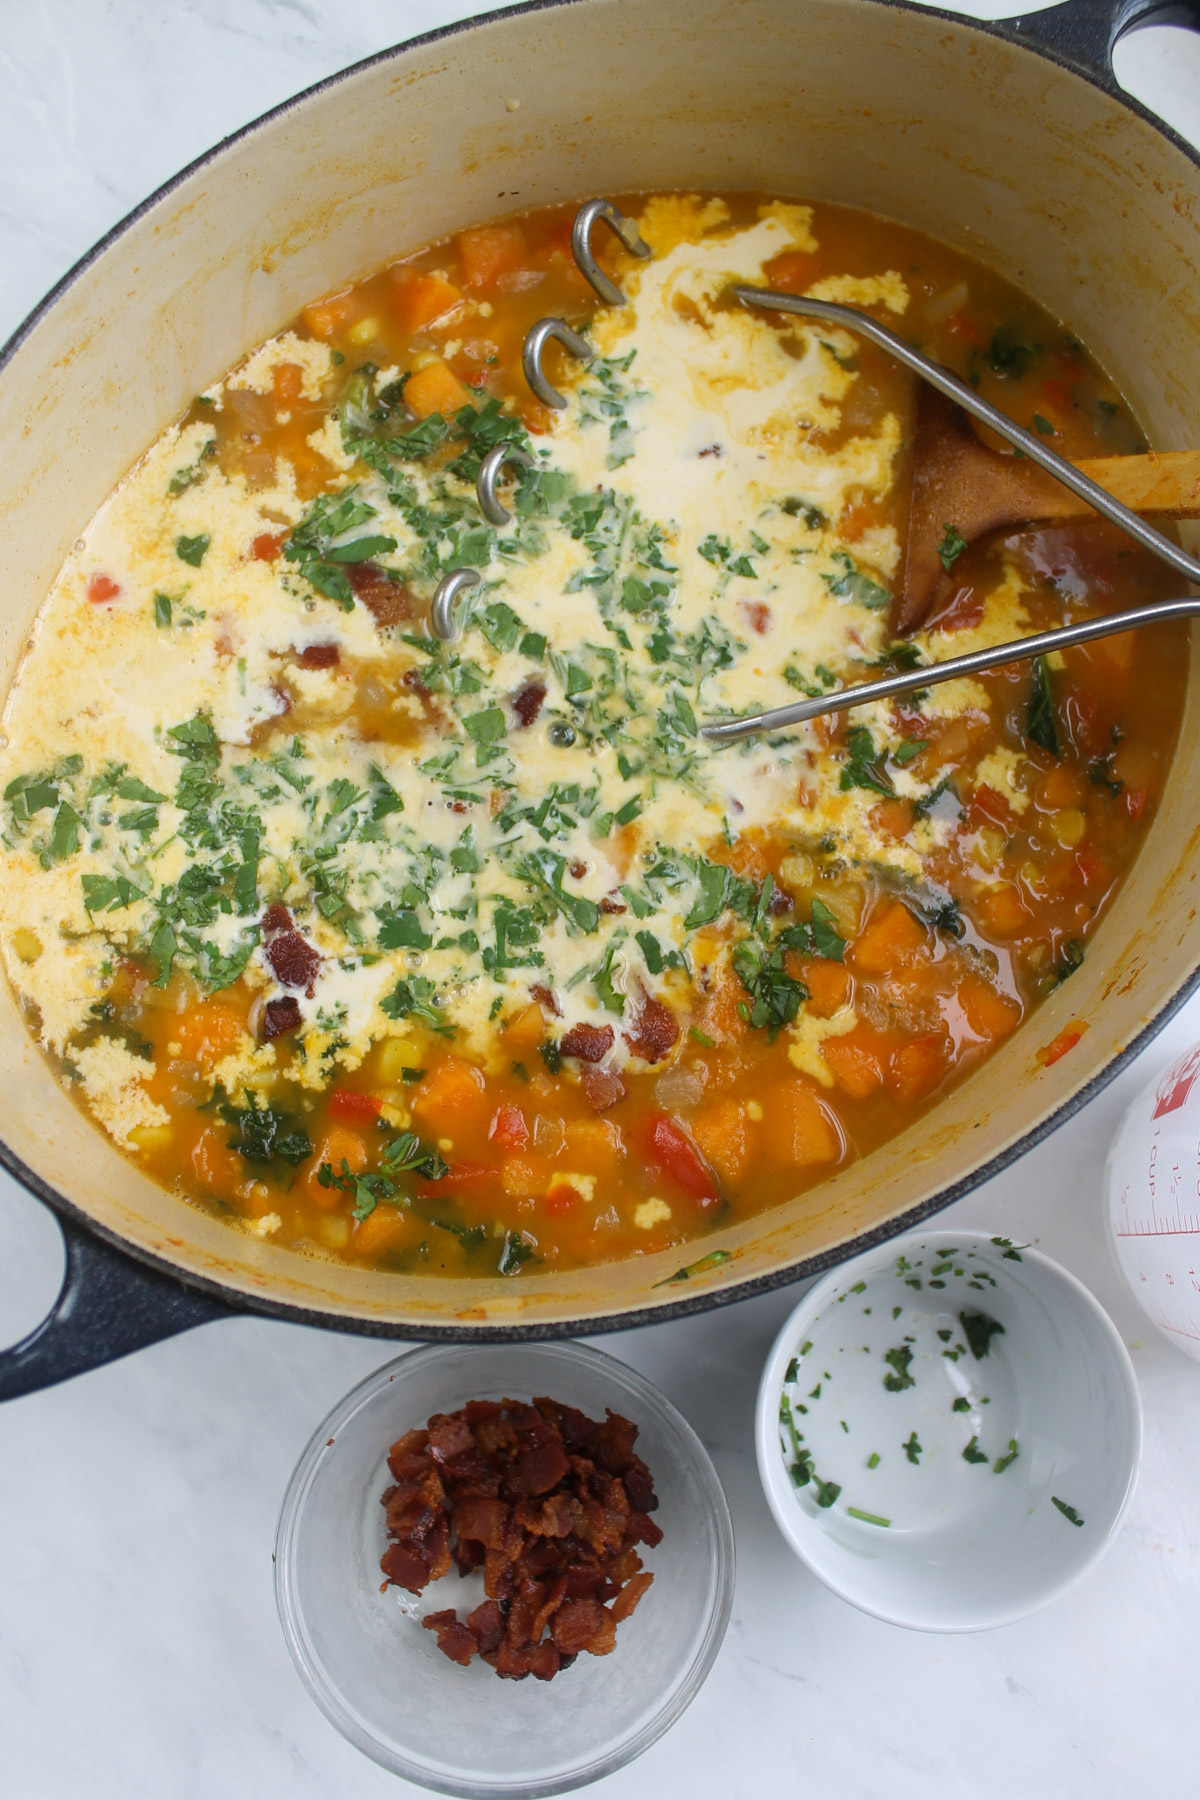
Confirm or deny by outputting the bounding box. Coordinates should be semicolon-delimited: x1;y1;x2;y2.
1152;1046;1200;1118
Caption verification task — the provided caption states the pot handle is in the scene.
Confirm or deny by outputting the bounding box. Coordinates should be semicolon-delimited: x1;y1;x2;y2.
0;1209;234;1402
1004;1;1200;89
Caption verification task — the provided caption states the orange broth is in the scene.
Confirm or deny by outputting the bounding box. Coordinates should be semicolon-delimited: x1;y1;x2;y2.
11;193;1188;1276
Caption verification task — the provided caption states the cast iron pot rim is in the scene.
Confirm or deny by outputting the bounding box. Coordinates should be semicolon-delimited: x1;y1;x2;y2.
1;0;1197;1342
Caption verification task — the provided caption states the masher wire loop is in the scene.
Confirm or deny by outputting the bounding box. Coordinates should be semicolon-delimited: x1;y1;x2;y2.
431;567;481;642
522;318;594;409
698;288;1200;744
571;198;652;307
476;442;535;525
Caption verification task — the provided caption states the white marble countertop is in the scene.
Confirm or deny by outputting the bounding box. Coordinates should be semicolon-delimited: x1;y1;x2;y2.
3;4;1200;1796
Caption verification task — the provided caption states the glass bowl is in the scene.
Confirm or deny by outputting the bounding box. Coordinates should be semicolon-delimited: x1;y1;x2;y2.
275;1340;734;1796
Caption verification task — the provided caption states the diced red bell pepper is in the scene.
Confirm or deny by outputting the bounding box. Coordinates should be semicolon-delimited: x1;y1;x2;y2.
489;1103;529;1151
641;1113;719;1205
86;573;121;604
416;1161;495;1200
252;532;284;562
328;1088;384;1125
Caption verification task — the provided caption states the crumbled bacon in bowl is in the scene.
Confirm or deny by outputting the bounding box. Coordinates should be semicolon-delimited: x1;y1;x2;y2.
274;1342;732;1790
381;1395;661;1681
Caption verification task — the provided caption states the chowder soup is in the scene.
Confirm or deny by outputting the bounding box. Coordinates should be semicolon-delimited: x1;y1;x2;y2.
0;192;1185;1275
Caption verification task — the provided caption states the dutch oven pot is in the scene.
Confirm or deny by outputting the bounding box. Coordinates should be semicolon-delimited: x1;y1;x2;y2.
2;0;1199;1397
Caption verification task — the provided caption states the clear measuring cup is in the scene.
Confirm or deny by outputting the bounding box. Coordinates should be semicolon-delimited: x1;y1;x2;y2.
1106;1044;1200;1362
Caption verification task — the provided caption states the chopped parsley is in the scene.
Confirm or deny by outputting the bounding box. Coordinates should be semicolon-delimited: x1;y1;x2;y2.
1051;1496;1085;1526
960;1311;1005;1360
883;1345;915;1391
962;1436;989;1465
937;523;968;572
1027;656;1060;757
175;533;211;567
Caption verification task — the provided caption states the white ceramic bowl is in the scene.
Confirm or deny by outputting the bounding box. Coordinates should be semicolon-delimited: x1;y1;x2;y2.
755;1229;1141;1632
275;1340;734;1796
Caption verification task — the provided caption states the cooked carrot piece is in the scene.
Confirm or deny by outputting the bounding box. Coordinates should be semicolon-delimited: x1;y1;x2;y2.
304;1126;368;1205
174;1004;247;1071
869;798;914;842
301;289;354;338
456;222;528;287
958;976;1021;1043
352;1204;422;1258
272;362;304;405
1036;764;1085;810
191;1126;245;1193
390;268;463;334
978;884;1028;938
502;1003;547;1057
699;973;750;1043
851;900;927;974
501;1152;553;1198
411;1058;490;1133
800;958;852;1018
563;1117;623;1173
765;248;816;291
822;1033;884;1100
763;1081;842;1167
403;360;472;420
886;1034;948;1103
690;1098;750;1185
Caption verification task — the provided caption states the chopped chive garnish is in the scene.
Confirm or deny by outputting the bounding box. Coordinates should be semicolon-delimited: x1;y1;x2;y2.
1052;1496;1084;1526
993;1438;1019;1474
866;1452;880;1469
784;1357;799;1382
847;1506;891;1527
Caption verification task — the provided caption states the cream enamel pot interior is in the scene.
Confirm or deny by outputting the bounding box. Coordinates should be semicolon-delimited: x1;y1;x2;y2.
2;0;1200;1396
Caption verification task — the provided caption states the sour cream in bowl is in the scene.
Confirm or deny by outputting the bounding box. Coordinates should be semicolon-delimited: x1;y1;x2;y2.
755;1229;1141;1632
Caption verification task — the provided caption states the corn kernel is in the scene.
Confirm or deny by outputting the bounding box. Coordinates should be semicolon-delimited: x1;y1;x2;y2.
1048;808;1087;849
779;854;815;892
974;827;1007;871
130;1123;173;1152
347;316;380;344
376;1036;422;1082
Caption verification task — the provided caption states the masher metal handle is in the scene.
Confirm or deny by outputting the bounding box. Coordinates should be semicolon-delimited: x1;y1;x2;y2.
522;318;594;409
571;199;651;307
700;596;1200;742
700;289;1200;743
477;442;534;524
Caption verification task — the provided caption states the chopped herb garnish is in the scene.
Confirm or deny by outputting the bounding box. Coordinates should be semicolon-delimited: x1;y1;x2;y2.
175;533;210;567
962;1436;989;1464
846;1506;890;1527
1051;1496;1084;1526
883;1345;915;1392
993;1438;1019;1473
866;1451;881;1469
937;523;968;571
1027;656;1059;757
960;1311;1005;1360
903;1431;923;1464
